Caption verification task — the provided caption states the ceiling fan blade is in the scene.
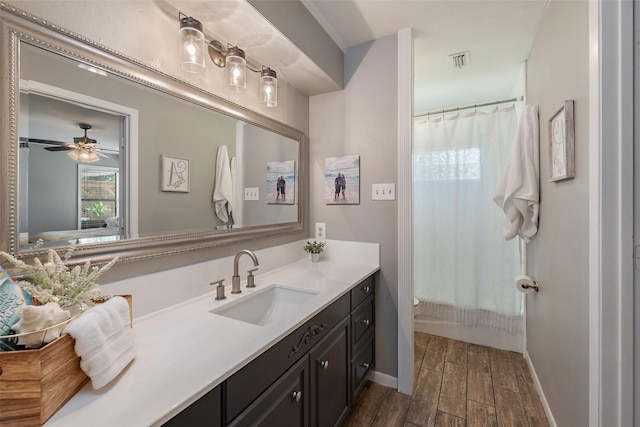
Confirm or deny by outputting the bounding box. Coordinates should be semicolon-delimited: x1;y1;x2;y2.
45;146;75;152
20;137;69;146
95;150;110;158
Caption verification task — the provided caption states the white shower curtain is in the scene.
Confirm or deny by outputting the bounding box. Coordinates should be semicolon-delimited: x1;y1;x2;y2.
413;105;522;333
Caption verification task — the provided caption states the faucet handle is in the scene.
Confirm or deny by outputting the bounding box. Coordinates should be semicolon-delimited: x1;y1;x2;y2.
211;279;226;300
246;267;258;288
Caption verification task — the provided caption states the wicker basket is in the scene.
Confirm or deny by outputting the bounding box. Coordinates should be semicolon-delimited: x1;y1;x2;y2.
0;295;132;426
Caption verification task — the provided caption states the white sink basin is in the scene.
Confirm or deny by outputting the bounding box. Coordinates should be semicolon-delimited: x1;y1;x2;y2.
210;285;319;326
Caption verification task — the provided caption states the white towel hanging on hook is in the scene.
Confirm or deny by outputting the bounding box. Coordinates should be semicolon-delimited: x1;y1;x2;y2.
493;104;540;242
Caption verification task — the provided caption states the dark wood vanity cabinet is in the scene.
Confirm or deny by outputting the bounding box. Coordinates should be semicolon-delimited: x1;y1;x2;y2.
165;273;375;427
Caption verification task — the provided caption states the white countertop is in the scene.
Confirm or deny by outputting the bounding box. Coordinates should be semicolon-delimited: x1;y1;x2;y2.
45;257;379;427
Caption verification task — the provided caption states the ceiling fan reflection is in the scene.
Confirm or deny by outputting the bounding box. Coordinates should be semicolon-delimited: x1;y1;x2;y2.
19;123;116;162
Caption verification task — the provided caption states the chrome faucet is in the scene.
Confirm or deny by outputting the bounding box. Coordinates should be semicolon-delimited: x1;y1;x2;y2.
231;249;259;294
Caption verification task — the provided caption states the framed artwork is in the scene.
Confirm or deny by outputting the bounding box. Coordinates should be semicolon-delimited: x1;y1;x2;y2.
161;155;190;192
548;100;575;182
267;160;295;204
325;155;360;205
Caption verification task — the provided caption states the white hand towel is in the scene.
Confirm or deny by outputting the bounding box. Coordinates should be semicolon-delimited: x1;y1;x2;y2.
213;145;233;222
80;328;135;390
493;104;540;242
65;296;135;389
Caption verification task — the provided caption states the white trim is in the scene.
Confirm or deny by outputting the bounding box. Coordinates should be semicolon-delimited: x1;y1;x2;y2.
587;1;600;424
397;27;414;396
524;351;558;427
370;369;398;389
590;0;635;425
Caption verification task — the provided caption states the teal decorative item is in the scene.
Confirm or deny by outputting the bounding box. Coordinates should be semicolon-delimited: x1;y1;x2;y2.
0;265;31;350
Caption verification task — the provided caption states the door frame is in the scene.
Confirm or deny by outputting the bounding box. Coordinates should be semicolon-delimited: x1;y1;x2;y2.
396;1;637;423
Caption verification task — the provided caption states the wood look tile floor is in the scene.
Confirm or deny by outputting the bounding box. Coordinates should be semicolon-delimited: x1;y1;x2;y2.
343;332;549;427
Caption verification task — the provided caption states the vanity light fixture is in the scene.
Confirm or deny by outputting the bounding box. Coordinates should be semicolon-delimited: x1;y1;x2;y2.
77;63;108;77
225;45;247;92
260;67;277;108
178;13;278;107
179;13;206;73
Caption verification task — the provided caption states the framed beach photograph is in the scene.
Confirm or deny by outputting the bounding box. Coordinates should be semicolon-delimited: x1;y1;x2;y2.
267;160;295;204
325;155;360;205
548;100;575;182
161;155;190;192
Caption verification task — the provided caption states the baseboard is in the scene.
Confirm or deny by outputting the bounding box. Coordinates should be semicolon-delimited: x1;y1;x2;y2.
524;350;557;427
369;369;398;389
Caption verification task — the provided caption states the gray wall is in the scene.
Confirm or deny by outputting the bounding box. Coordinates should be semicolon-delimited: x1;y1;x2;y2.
526;1;590;425
310;36;399;378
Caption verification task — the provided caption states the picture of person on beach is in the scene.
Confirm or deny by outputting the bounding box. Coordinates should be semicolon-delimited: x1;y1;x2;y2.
325;155;360;205
279;176;286;201
267;160;295;205
276;176;282;200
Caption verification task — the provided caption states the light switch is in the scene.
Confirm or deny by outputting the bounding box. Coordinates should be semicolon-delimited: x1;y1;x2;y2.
372;183;395;200
244;187;259;200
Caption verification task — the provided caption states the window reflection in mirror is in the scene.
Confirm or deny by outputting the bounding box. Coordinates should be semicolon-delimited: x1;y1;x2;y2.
17;42;299;249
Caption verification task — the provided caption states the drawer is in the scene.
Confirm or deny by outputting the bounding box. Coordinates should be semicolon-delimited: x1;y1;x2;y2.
350;332;375;403
350;275;374;310
226;293;349;422
351;295;374;347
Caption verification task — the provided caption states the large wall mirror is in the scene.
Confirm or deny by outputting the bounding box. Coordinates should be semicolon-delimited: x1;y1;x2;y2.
0;6;305;266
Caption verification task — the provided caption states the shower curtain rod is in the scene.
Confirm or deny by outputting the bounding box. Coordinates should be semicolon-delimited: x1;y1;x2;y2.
414;95;524;118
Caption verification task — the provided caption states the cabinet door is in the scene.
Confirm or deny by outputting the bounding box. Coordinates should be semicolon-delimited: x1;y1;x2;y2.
162;385;221;427
310;317;350;427
228;356;308;427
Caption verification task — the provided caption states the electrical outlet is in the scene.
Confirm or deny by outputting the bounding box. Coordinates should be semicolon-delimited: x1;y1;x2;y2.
315;223;326;241
244;187;259;200
372;183;395;200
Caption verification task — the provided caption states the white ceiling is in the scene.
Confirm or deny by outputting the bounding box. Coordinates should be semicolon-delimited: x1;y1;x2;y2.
301;0;549;113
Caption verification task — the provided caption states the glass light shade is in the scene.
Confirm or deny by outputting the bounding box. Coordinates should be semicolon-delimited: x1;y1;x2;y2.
68;149;99;163
179;16;205;73
226;47;246;92
260;68;277;108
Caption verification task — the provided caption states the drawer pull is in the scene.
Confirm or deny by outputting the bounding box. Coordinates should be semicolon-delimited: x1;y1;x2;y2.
320;360;330;370
291;391;302;402
361;319;371;326
362;286;371;293
361;363;370;368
